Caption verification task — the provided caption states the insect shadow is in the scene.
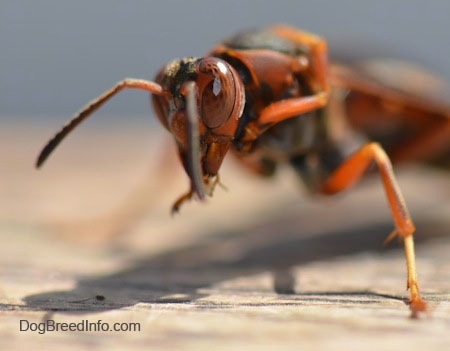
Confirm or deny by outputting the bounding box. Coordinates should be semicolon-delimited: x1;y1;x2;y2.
21;211;445;316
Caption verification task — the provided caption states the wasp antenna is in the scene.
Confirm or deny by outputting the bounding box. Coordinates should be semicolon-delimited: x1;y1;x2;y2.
183;81;206;200
36;79;164;168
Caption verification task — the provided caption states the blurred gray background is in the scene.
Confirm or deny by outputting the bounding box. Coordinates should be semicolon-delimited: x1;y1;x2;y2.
2;0;450;122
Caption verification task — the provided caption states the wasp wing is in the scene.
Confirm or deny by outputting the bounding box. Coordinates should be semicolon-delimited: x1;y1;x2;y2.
329;60;450;167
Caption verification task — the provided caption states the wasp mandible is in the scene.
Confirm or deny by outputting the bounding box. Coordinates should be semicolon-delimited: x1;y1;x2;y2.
36;25;450;317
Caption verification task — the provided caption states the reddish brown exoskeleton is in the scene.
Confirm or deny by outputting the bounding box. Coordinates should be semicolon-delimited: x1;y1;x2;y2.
36;25;450;317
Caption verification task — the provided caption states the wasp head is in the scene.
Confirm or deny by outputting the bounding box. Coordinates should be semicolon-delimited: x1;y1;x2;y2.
152;57;245;203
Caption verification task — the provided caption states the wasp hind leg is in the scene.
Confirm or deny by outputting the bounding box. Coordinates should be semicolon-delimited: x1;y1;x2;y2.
319;142;427;317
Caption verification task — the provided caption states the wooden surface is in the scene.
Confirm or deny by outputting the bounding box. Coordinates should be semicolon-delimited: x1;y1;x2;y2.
1;120;450;350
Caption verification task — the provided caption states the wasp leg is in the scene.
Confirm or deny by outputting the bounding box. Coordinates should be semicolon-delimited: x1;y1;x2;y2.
258;92;329;126
330;62;450;165
171;190;194;214
269;25;329;92
320;142;426;317
244;26;330;139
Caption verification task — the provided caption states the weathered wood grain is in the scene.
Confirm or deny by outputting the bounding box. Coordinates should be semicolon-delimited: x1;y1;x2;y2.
1;120;449;350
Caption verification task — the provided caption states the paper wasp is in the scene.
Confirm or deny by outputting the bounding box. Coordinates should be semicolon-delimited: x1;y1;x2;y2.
36;25;450;317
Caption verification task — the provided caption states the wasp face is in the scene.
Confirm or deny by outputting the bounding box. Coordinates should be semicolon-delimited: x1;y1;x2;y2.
152;57;245;198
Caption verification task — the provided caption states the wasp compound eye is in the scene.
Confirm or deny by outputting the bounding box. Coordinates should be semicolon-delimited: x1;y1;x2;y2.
198;57;244;129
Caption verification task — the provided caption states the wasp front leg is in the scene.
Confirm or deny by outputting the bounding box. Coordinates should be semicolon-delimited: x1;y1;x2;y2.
243;27;330;141
320;142;427;317
269;25;329;93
